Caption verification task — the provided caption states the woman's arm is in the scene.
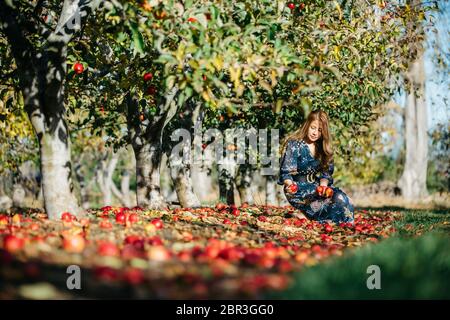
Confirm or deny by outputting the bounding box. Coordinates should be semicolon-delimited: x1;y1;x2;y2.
319;161;334;186
277;140;299;187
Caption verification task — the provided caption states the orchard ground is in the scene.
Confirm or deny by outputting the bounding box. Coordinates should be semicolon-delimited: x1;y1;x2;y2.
0;203;449;299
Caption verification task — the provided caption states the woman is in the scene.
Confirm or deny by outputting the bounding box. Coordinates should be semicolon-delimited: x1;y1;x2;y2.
278;110;354;224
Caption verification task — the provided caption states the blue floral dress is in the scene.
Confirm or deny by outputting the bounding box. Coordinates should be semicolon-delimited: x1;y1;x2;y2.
277;139;354;224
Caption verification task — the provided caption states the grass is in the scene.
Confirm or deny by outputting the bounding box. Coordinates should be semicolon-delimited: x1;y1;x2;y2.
266;208;450;299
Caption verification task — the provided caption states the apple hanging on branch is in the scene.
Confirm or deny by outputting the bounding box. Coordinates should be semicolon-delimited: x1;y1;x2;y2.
73;62;84;74
143;72;153;82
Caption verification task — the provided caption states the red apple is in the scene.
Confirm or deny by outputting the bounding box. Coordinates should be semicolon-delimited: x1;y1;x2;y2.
147;236;163;246
151;218;164;229
286;183;298;193
62;235;85;253
147;245;171;261
320;234;332;243
316;185;325;196
99;220;112;229
115;212;126;224
0;215;9;225
143;72;153;82
124;235;141;245
204;246;220;259
73;62;84;74
325;187;334;198
3;235;24;253
98;242;120;257
147;86;157;95
278;259;293;273
61;212;75;222
29;223;40;231
94;266;119;281
187;17;197;23
287;3;295;10
128;213;139;223
215;203;227;211
123;268;145;285
324;224;333;233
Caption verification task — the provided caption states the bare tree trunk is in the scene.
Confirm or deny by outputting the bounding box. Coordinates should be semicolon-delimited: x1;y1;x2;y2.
125;83;178;210
236;164;255;205
398;53;428;201
75;163;90;210
120;170;132;207
265;175;278;205
169;162;201;208
38;123;82;218
218;159;237;205
167;102;203;208
96;151;119;206
133;143;167;209
109;148;134;208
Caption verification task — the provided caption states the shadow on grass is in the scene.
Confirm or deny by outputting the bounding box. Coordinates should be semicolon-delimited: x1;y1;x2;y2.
356;206;450;215
266;232;450;299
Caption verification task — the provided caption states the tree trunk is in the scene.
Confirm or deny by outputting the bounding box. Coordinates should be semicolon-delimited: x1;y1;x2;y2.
168;138;201;208
133;143;167;209
191;135;214;203
38;124;82;218
218;160;237;205
125;84;178;210
75;163;90;210
169;161;201;208
398;53;428;201
120;170;132;208
265;175;277;205
192;168;213;203
236;164;255;205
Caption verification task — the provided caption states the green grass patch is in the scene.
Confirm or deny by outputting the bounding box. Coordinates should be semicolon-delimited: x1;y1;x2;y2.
267;209;450;299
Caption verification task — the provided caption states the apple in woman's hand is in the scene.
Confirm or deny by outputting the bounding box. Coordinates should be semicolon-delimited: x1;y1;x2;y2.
316;185;325;196
317;186;333;198
286;183;298;194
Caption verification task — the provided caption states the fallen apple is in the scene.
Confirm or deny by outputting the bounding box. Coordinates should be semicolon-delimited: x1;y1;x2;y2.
3;235;24;253
63;235;85;253
151;218;164;229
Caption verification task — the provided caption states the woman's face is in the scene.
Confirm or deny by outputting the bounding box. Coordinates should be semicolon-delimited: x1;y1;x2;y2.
307;119;322;142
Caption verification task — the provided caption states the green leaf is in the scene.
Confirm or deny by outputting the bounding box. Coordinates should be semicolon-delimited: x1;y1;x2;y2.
129;21;145;57
166;75;176;90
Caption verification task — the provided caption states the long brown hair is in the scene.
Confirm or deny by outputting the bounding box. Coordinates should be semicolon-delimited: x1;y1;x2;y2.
279;110;333;171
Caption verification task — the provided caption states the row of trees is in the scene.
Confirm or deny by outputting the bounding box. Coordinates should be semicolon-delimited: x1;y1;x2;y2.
0;0;438;219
